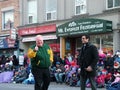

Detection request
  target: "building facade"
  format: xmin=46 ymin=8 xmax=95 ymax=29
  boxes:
xmin=18 ymin=0 xmax=120 ymax=59
xmin=18 ymin=0 xmax=60 ymax=54
xmin=0 ymin=0 xmax=20 ymax=57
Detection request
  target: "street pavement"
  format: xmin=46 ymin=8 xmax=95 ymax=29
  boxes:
xmin=0 ymin=82 xmax=106 ymax=90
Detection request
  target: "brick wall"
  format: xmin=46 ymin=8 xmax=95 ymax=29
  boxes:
xmin=0 ymin=0 xmax=20 ymax=35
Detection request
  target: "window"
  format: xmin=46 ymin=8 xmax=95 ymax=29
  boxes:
xmin=107 ymin=0 xmax=120 ymax=9
xmin=90 ymin=34 xmax=113 ymax=53
xmin=46 ymin=11 xmax=56 ymax=20
xmin=46 ymin=0 xmax=57 ymax=21
xmin=75 ymin=0 xmax=87 ymax=15
xmin=0 ymin=0 xmax=8 ymax=2
xmin=115 ymin=0 xmax=120 ymax=7
xmin=66 ymin=39 xmax=71 ymax=51
xmin=28 ymin=0 xmax=37 ymax=24
xmin=2 ymin=10 xmax=14 ymax=30
xmin=28 ymin=16 xmax=33 ymax=24
xmin=76 ymin=38 xmax=82 ymax=50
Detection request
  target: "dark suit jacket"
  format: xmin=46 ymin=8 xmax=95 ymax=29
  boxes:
xmin=79 ymin=43 xmax=99 ymax=77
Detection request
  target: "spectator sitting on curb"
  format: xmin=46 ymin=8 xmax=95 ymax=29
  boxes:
xmin=22 ymin=70 xmax=35 ymax=84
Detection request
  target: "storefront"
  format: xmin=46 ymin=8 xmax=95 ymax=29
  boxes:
xmin=0 ymin=37 xmax=18 ymax=57
xmin=56 ymin=18 xmax=113 ymax=58
xmin=18 ymin=24 xmax=60 ymax=54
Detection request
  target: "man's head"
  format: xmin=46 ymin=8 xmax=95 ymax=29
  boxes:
xmin=56 ymin=62 xmax=60 ymax=67
xmin=81 ymin=34 xmax=90 ymax=44
xmin=35 ymin=35 xmax=44 ymax=47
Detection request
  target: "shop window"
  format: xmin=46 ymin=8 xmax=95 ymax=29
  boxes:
xmin=75 ymin=0 xmax=87 ymax=15
xmin=107 ymin=0 xmax=120 ymax=9
xmin=66 ymin=39 xmax=71 ymax=51
xmin=46 ymin=0 xmax=57 ymax=21
xmin=96 ymin=38 xmax=103 ymax=44
xmin=2 ymin=10 xmax=14 ymax=30
xmin=90 ymin=34 xmax=113 ymax=53
xmin=76 ymin=38 xmax=82 ymax=50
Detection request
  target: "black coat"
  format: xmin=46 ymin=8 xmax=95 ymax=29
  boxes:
xmin=79 ymin=43 xmax=99 ymax=77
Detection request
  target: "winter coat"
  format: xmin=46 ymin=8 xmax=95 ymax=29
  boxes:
xmin=27 ymin=43 xmax=53 ymax=68
xmin=79 ymin=43 xmax=99 ymax=77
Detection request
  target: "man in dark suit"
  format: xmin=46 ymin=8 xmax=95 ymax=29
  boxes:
xmin=79 ymin=34 xmax=99 ymax=90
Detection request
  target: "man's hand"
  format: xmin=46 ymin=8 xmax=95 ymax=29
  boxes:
xmin=85 ymin=66 xmax=93 ymax=72
xmin=34 ymin=46 xmax=38 ymax=51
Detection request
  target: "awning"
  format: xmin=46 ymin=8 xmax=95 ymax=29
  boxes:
xmin=22 ymin=35 xmax=57 ymax=42
xmin=56 ymin=18 xmax=112 ymax=37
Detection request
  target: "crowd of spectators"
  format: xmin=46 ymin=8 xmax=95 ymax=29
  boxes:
xmin=0 ymin=50 xmax=120 ymax=89
xmin=0 ymin=54 xmax=31 ymax=84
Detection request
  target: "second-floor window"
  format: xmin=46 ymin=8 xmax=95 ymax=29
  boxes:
xmin=75 ymin=0 xmax=87 ymax=15
xmin=46 ymin=0 xmax=57 ymax=21
xmin=2 ymin=10 xmax=14 ymax=30
xmin=107 ymin=0 xmax=120 ymax=9
xmin=28 ymin=0 xmax=37 ymax=24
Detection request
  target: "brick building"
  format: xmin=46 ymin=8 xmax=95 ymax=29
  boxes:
xmin=0 ymin=0 xmax=20 ymax=56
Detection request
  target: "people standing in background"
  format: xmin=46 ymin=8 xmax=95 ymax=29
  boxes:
xmin=12 ymin=55 xmax=19 ymax=69
xmin=64 ymin=55 xmax=71 ymax=66
xmin=27 ymin=35 xmax=53 ymax=90
xmin=52 ymin=53 xmax=64 ymax=67
xmin=24 ymin=54 xmax=30 ymax=68
xmin=73 ymin=50 xmax=80 ymax=67
xmin=19 ymin=55 xmax=24 ymax=66
xmin=1 ymin=55 xmax=6 ymax=65
xmin=78 ymin=34 xmax=99 ymax=90
xmin=67 ymin=53 xmax=73 ymax=63
xmin=104 ymin=53 xmax=114 ymax=74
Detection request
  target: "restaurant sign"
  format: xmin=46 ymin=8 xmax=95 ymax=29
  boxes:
xmin=18 ymin=24 xmax=56 ymax=36
xmin=57 ymin=18 xmax=112 ymax=36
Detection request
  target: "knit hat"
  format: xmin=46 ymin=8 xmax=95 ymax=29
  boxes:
xmin=107 ymin=53 xmax=112 ymax=57
xmin=114 ymin=61 xmax=120 ymax=69
xmin=102 ymin=69 xmax=107 ymax=75
xmin=105 ymin=73 xmax=112 ymax=79
xmin=114 ymin=73 xmax=120 ymax=77
xmin=71 ymin=61 xmax=76 ymax=66
xmin=116 ymin=50 xmax=120 ymax=55
xmin=64 ymin=65 xmax=69 ymax=71
xmin=56 ymin=62 xmax=60 ymax=65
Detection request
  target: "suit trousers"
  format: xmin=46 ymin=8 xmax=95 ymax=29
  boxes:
xmin=80 ymin=75 xmax=97 ymax=90
xmin=32 ymin=67 xmax=50 ymax=90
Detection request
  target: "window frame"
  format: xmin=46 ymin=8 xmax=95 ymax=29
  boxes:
xmin=75 ymin=0 xmax=87 ymax=15
xmin=106 ymin=0 xmax=120 ymax=9
xmin=46 ymin=10 xmax=57 ymax=21
xmin=27 ymin=0 xmax=37 ymax=24
xmin=45 ymin=0 xmax=57 ymax=21
xmin=2 ymin=10 xmax=14 ymax=30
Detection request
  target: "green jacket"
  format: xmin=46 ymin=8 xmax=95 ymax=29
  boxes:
xmin=27 ymin=43 xmax=53 ymax=68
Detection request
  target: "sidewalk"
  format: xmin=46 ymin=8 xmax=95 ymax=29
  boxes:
xmin=50 ymin=82 xmax=106 ymax=90
xmin=0 ymin=82 xmax=106 ymax=90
